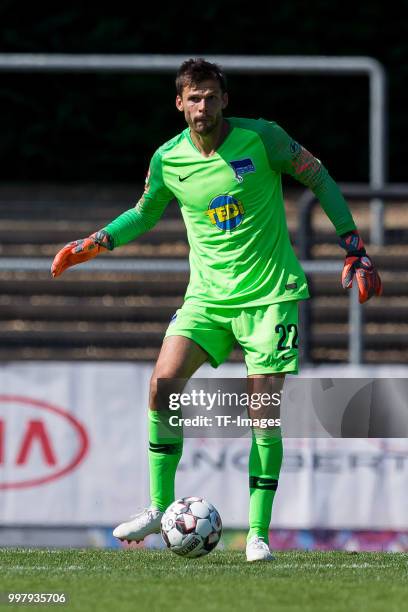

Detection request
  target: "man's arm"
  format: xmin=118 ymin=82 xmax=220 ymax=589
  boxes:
xmin=259 ymin=120 xmax=356 ymax=235
xmin=259 ymin=120 xmax=382 ymax=303
xmin=51 ymin=150 xmax=173 ymax=277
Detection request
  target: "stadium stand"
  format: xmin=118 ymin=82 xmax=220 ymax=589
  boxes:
xmin=0 ymin=185 xmax=406 ymax=364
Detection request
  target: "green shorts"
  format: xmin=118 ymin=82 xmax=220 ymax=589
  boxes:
xmin=164 ymin=300 xmax=300 ymax=375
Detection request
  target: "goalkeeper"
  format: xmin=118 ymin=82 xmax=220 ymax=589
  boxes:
xmin=52 ymin=58 xmax=382 ymax=561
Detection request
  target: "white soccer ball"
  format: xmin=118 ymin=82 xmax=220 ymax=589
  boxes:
xmin=161 ymin=496 xmax=222 ymax=558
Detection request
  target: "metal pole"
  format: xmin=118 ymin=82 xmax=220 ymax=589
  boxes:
xmin=369 ymin=61 xmax=388 ymax=246
xmin=349 ymin=283 xmax=363 ymax=364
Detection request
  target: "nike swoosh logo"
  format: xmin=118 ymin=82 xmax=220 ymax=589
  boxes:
xmin=178 ymin=171 xmax=199 ymax=182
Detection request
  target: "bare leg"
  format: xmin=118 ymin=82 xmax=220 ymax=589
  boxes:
xmin=149 ymin=335 xmax=209 ymax=410
xmin=148 ymin=335 xmax=209 ymax=512
xmin=247 ymin=373 xmax=285 ymax=422
xmin=112 ymin=335 xmax=210 ymax=539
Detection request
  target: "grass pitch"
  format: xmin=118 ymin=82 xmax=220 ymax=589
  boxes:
xmin=0 ymin=549 xmax=406 ymax=612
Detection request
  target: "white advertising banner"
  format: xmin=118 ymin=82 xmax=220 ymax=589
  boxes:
xmin=0 ymin=362 xmax=407 ymax=530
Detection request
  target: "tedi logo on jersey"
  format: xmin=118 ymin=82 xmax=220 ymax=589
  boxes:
xmin=204 ymin=195 xmax=245 ymax=231
xmin=229 ymin=158 xmax=256 ymax=182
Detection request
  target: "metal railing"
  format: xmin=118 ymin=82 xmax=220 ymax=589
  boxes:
xmin=297 ymin=184 xmax=408 ymax=364
xmin=0 ymin=53 xmax=387 ymax=244
xmin=297 ymin=183 xmax=408 ymax=260
xmin=2 ymin=183 xmax=406 ymax=364
xmin=0 ymin=255 xmax=350 ymax=364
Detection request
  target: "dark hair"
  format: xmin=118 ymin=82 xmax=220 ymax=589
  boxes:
xmin=175 ymin=58 xmax=227 ymax=95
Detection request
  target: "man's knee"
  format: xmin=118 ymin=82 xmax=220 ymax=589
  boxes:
xmin=149 ymin=374 xmax=162 ymax=410
xmin=149 ymin=370 xmax=181 ymax=410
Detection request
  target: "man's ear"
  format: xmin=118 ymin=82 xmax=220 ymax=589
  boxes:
xmin=222 ymin=92 xmax=229 ymax=110
xmin=175 ymin=95 xmax=183 ymax=112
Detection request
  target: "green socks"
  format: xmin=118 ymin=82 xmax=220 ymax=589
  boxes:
xmin=247 ymin=430 xmax=283 ymax=544
xmin=148 ymin=409 xmax=183 ymax=512
xmin=148 ymin=409 xmax=282 ymax=537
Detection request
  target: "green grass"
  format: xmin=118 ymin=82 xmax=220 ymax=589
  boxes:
xmin=0 ymin=549 xmax=407 ymax=612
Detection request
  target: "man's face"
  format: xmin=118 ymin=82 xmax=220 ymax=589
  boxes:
xmin=176 ymin=79 xmax=228 ymax=135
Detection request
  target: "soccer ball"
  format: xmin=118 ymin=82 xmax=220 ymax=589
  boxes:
xmin=161 ymin=496 xmax=222 ymax=558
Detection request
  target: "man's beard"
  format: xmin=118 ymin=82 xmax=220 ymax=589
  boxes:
xmin=193 ymin=116 xmax=219 ymax=135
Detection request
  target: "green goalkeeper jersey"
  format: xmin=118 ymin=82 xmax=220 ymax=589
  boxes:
xmin=105 ymin=117 xmax=356 ymax=307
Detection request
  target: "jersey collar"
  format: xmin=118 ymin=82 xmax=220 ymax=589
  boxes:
xmin=185 ymin=119 xmax=233 ymax=157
